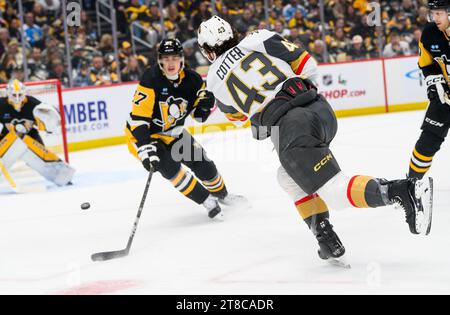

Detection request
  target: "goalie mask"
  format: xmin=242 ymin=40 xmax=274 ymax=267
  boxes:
xmin=6 ymin=79 xmax=27 ymax=111
xmin=158 ymin=38 xmax=184 ymax=81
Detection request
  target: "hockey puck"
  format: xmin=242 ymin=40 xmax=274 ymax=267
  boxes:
xmin=81 ymin=202 xmax=91 ymax=210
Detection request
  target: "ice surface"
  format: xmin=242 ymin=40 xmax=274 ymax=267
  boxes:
xmin=1 ymin=111 xmax=449 ymax=295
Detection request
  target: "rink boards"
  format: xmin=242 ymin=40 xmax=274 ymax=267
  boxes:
xmin=60 ymin=55 xmax=427 ymax=152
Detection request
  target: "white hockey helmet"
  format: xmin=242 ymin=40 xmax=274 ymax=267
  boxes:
xmin=6 ymin=79 xmax=27 ymax=111
xmin=197 ymin=15 xmax=235 ymax=62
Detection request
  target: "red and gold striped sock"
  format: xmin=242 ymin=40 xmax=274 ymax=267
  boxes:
xmin=295 ymin=194 xmax=330 ymax=228
xmin=347 ymin=175 xmax=387 ymax=208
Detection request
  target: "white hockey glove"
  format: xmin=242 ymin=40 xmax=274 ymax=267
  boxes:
xmin=137 ymin=141 xmax=160 ymax=172
xmin=425 ymin=74 xmax=450 ymax=106
xmin=33 ymin=103 xmax=61 ymax=134
xmin=12 ymin=121 xmax=32 ymax=135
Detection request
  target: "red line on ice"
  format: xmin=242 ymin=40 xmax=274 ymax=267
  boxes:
xmin=54 ymin=280 xmax=141 ymax=295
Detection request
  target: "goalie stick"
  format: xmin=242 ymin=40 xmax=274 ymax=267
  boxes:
xmin=91 ymin=169 xmax=154 ymax=262
xmin=0 ymin=160 xmax=46 ymax=193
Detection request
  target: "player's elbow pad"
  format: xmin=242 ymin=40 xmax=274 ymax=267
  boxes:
xmin=33 ymin=103 xmax=61 ymax=134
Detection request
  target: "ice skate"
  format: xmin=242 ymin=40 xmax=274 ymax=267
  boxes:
xmin=203 ymin=195 xmax=224 ymax=221
xmin=313 ymin=219 xmax=350 ymax=268
xmin=387 ymin=177 xmax=433 ymax=235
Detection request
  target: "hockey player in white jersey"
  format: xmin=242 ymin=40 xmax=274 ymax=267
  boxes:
xmin=198 ymin=16 xmax=434 ymax=265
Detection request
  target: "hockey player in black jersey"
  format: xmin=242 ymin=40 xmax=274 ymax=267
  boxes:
xmin=0 ymin=79 xmax=74 ymax=187
xmin=408 ymin=0 xmax=450 ymax=179
xmin=126 ymin=38 xmax=244 ymax=220
xmin=198 ymin=16 xmax=434 ymax=266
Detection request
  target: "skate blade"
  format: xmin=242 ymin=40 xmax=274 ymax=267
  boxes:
xmin=326 ymin=256 xmax=351 ymax=269
xmin=415 ymin=177 xmax=434 ymax=235
xmin=209 ymin=211 xmax=225 ymax=222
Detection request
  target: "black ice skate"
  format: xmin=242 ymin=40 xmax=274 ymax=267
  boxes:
xmin=387 ymin=177 xmax=433 ymax=235
xmin=313 ymin=219 xmax=350 ymax=268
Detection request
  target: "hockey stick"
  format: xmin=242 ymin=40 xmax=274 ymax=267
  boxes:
xmin=0 ymin=160 xmax=18 ymax=189
xmin=91 ymin=169 xmax=154 ymax=262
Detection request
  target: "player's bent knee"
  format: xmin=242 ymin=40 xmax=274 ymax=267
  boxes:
xmin=276 ymin=166 xmax=307 ymax=201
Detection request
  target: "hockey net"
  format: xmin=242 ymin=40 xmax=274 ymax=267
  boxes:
xmin=0 ymin=79 xmax=69 ymax=163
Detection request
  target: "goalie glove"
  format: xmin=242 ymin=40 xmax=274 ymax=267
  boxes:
xmin=425 ymin=74 xmax=450 ymax=106
xmin=193 ymin=90 xmax=215 ymax=123
xmin=10 ymin=120 xmax=33 ymax=136
xmin=32 ymin=103 xmax=61 ymax=134
xmin=137 ymin=141 xmax=160 ymax=172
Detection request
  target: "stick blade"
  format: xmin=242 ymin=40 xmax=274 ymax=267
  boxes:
xmin=91 ymin=249 xmax=129 ymax=262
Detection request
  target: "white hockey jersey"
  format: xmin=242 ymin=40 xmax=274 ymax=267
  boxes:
xmin=206 ymin=29 xmax=318 ymax=124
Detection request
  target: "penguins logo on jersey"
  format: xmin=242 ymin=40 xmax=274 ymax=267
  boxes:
xmin=7 ymin=118 xmax=33 ymax=134
xmin=153 ymin=96 xmax=188 ymax=131
xmin=434 ymin=55 xmax=450 ymax=84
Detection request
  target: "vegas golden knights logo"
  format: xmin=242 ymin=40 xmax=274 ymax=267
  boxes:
xmin=153 ymin=96 xmax=188 ymax=131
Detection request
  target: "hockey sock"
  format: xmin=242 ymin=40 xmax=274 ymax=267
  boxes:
xmin=409 ymin=147 xmax=434 ymax=180
xmin=170 ymin=167 xmax=210 ymax=204
xmin=294 ymin=193 xmax=330 ymax=230
xmin=202 ymin=173 xmax=228 ymax=199
xmin=346 ymin=175 xmax=389 ymax=208
xmin=409 ymin=131 xmax=444 ymax=179
xmin=318 ymin=173 xmax=389 ymax=210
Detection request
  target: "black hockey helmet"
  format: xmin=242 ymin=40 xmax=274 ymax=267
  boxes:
xmin=428 ymin=0 xmax=450 ymax=10
xmin=158 ymin=38 xmax=183 ymax=57
xmin=157 ymin=38 xmax=184 ymax=79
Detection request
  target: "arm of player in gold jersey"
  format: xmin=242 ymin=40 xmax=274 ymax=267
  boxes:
xmin=129 ymin=84 xmax=157 ymax=147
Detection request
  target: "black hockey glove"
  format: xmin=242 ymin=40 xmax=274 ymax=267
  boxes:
xmin=137 ymin=141 xmax=160 ymax=172
xmin=193 ymin=90 xmax=215 ymax=123
xmin=425 ymin=74 xmax=450 ymax=106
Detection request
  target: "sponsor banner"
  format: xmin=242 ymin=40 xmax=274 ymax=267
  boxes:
xmin=62 ymin=84 xmax=135 ymax=144
xmin=383 ymin=56 xmax=428 ymax=106
xmin=316 ymin=60 xmax=385 ymax=110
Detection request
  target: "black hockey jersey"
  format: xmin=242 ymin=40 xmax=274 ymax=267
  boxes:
xmin=418 ymin=22 xmax=450 ymax=80
xmin=127 ymin=65 xmax=205 ymax=147
xmin=0 ymin=95 xmax=42 ymax=139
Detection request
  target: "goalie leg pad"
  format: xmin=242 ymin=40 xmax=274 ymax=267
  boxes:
xmin=21 ymin=135 xmax=75 ymax=186
xmin=0 ymin=131 xmax=28 ymax=169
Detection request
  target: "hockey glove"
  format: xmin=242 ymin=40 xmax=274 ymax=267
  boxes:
xmin=193 ymin=90 xmax=215 ymax=123
xmin=13 ymin=122 xmax=32 ymax=136
xmin=425 ymin=74 xmax=450 ymax=106
xmin=137 ymin=141 xmax=160 ymax=172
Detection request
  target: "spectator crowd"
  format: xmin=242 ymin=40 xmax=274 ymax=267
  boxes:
xmin=0 ymin=0 xmax=432 ymax=87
